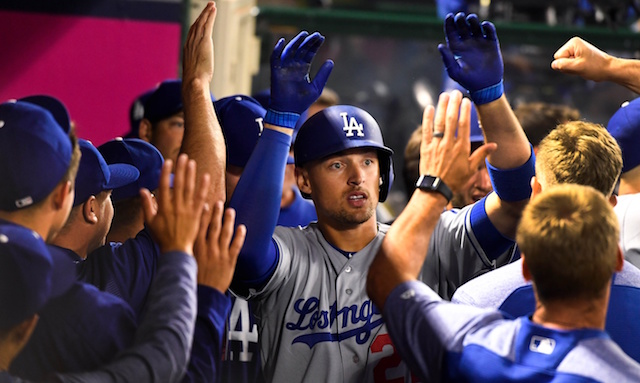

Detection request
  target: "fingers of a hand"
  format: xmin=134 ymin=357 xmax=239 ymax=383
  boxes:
xmin=197 ymin=202 xmax=213 ymax=244
xmin=219 ymin=207 xmax=237 ymax=254
xmin=195 ymin=173 xmax=211 ymax=216
xmin=481 ymin=21 xmax=497 ymax=42
xmin=469 ymin=142 xmax=497 ymax=170
xmin=454 ymin=12 xmax=470 ymax=38
xmin=550 ymin=58 xmax=574 ymax=72
xmin=281 ymin=31 xmax=309 ymax=62
xmin=553 ymin=39 xmax=575 ymax=59
xmin=456 ymin=97 xmax=472 ymax=148
xmin=296 ymin=32 xmax=323 ymax=62
xmin=312 ymin=60 xmax=334 ymax=92
xmin=229 ymin=224 xmax=247 ymax=262
xmin=208 ymin=201 xmax=225 ymax=250
xmin=156 ymin=160 xmax=173 ymax=217
xmin=203 ymin=2 xmax=217 ymax=38
xmin=444 ymin=91 xmax=463 ymax=142
xmin=467 ymin=14 xmax=482 ymax=37
xmin=182 ymin=159 xmax=197 ymax=210
xmin=270 ymin=38 xmax=286 ymax=66
xmin=302 ymin=34 xmax=325 ymax=63
xmin=140 ymin=188 xmax=156 ymax=224
xmin=443 ymin=14 xmax=458 ymax=43
xmin=195 ymin=2 xmax=213 ymax=38
xmin=434 ymin=92 xmax=450 ymax=135
xmin=172 ymin=154 xmax=188 ymax=209
xmin=421 ymin=105 xmax=435 ymax=147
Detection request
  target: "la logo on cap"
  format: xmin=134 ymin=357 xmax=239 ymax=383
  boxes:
xmin=341 ymin=112 xmax=364 ymax=138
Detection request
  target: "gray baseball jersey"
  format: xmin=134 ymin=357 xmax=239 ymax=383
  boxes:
xmin=238 ymin=201 xmax=514 ymax=382
xmin=614 ymin=194 xmax=640 ymax=268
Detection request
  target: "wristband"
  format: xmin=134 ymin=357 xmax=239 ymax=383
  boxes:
xmin=264 ymin=109 xmax=300 ymax=129
xmin=416 ymin=175 xmax=453 ymax=202
xmin=486 ymin=145 xmax=536 ymax=201
xmin=469 ymin=80 xmax=504 ymax=105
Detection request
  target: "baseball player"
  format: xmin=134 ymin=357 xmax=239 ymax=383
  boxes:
xmin=450 ymin=120 xmax=640 ymax=362
xmin=366 ymin=95 xmax=640 ymax=379
xmin=228 ymin=12 xmax=534 ymax=382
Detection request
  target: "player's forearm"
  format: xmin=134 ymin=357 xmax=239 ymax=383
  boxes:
xmin=368 ymin=190 xmax=447 ymax=310
xmin=476 ymin=95 xmax=530 ymax=169
xmin=181 ymin=79 xmax=226 ymax=205
xmin=229 ymin=126 xmax=291 ymax=285
xmin=606 ymin=57 xmax=640 ymax=95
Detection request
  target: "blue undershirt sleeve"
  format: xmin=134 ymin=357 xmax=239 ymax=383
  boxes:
xmin=229 ymin=128 xmax=291 ymax=289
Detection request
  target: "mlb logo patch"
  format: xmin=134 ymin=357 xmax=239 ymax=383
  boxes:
xmin=529 ymin=336 xmax=556 ymax=355
xmin=340 ymin=112 xmax=365 ymax=138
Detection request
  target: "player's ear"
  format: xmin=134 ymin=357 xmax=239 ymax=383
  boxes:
xmin=609 ymin=194 xmax=617 ymax=208
xmin=530 ymin=176 xmax=542 ymax=198
xmin=82 ymin=196 xmax=99 ymax=224
xmin=616 ymin=246 xmax=624 ymax=272
xmin=51 ymin=180 xmax=72 ymax=210
xmin=296 ymin=167 xmax=312 ymax=196
xmin=138 ymin=119 xmax=153 ymax=142
xmin=521 ymin=254 xmax=532 ymax=282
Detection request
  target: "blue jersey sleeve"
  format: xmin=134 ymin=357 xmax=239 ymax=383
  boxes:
xmin=182 ymin=286 xmax=232 ymax=382
xmin=52 ymin=251 xmax=198 ymax=383
xmin=80 ymin=227 xmax=159 ymax=318
xmin=229 ymin=128 xmax=291 ymax=289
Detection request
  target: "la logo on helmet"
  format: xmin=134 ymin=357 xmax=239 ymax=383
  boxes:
xmin=340 ymin=112 xmax=364 ymax=138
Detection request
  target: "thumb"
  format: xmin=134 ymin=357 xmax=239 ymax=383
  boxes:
xmin=469 ymin=142 xmax=497 ymax=170
xmin=551 ymin=58 xmax=576 ymax=71
xmin=312 ymin=60 xmax=334 ymax=92
xmin=438 ymin=44 xmax=458 ymax=73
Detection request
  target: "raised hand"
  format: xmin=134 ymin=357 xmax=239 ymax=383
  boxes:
xmin=194 ymin=201 xmax=247 ymax=292
xmin=438 ymin=13 xmax=503 ymax=105
xmin=551 ymin=37 xmax=612 ymax=82
xmin=420 ymin=91 xmax=497 ymax=193
xmin=183 ymin=1 xmax=217 ymax=85
xmin=141 ymin=154 xmax=211 ymax=254
xmin=267 ymin=31 xmax=334 ymax=128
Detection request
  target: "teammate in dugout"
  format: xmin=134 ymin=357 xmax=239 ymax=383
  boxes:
xmin=228 ymin=12 xmax=534 ymax=382
xmin=366 ymin=87 xmax=640 ymax=380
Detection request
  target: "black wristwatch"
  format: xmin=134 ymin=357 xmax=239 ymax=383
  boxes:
xmin=415 ymin=175 xmax=453 ymax=202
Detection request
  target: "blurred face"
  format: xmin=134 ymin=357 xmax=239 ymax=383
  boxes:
xmin=449 ymin=146 xmax=492 ymax=209
xmin=150 ymin=112 xmax=184 ymax=165
xmin=297 ymin=148 xmax=379 ymax=227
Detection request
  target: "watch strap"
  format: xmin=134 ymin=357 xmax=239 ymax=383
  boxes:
xmin=415 ymin=175 xmax=453 ymax=202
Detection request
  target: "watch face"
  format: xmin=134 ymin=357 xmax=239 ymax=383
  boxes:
xmin=416 ymin=175 xmax=452 ymax=201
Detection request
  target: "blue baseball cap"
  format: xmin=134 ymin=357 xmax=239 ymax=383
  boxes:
xmin=126 ymin=88 xmax=155 ymax=138
xmin=607 ymin=98 xmax=640 ymax=173
xmin=0 ymin=221 xmax=75 ymax=331
xmin=0 ymin=97 xmax=73 ymax=211
xmin=74 ymin=139 xmax=140 ymax=206
xmin=98 ymin=138 xmax=164 ymax=202
xmin=144 ymin=80 xmax=183 ymax=123
xmin=214 ymin=95 xmax=266 ymax=168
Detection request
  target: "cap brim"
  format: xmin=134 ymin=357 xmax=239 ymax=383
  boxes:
xmin=105 ymin=164 xmax=140 ymax=190
xmin=46 ymin=245 xmax=76 ymax=298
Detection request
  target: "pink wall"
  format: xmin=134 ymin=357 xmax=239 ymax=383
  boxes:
xmin=0 ymin=10 xmax=181 ymax=145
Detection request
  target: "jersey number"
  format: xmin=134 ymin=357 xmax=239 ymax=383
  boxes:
xmin=227 ymin=299 xmax=259 ymax=362
xmin=372 ymin=334 xmax=420 ymax=383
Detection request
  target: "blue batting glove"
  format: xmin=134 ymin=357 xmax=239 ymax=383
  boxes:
xmin=437 ymin=13 xmax=504 ymax=105
xmin=266 ymin=31 xmax=334 ymax=129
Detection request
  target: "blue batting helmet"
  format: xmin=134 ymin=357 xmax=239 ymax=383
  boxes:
xmin=293 ymin=105 xmax=394 ymax=202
